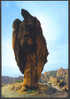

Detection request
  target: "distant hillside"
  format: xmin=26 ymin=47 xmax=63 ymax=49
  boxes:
xmin=40 ymin=68 xmax=68 ymax=88
xmin=43 ymin=68 xmax=68 ymax=78
xmin=2 ymin=68 xmax=68 ymax=87
xmin=1 ymin=68 xmax=68 ymax=98
xmin=2 ymin=76 xmax=24 ymax=86
xmin=46 ymin=70 xmax=57 ymax=77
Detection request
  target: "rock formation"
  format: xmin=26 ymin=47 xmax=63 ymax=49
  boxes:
xmin=12 ymin=9 xmax=49 ymax=91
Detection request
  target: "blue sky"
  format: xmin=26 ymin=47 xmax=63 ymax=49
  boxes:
xmin=2 ymin=1 xmax=68 ymax=77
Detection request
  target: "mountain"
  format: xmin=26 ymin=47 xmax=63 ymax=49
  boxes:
xmin=40 ymin=68 xmax=68 ymax=89
xmin=1 ymin=68 xmax=68 ymax=98
xmin=2 ymin=68 xmax=68 ymax=89
xmin=2 ymin=76 xmax=24 ymax=86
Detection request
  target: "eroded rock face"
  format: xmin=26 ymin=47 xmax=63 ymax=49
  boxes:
xmin=12 ymin=9 xmax=49 ymax=89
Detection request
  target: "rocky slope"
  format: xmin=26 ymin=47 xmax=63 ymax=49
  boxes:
xmin=2 ymin=76 xmax=24 ymax=86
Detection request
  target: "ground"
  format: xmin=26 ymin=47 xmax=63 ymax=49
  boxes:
xmin=2 ymin=82 xmax=68 ymax=98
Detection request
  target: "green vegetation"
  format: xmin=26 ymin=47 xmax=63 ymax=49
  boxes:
xmin=16 ymin=79 xmax=23 ymax=83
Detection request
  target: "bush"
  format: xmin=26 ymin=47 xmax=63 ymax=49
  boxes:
xmin=16 ymin=79 xmax=23 ymax=83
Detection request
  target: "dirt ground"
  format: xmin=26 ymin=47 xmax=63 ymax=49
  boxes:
xmin=1 ymin=82 xmax=68 ymax=98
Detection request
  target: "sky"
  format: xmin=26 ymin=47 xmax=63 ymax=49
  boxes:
xmin=1 ymin=1 xmax=68 ymax=77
